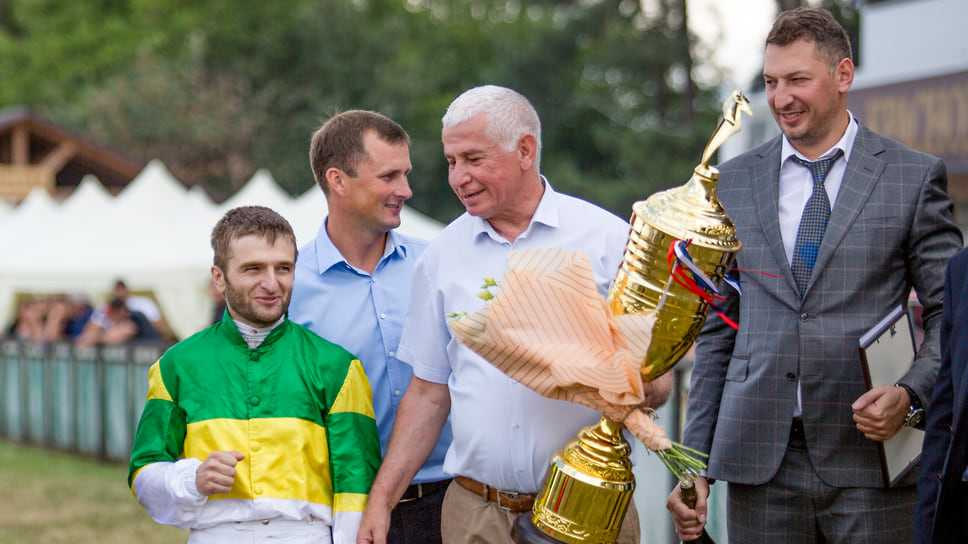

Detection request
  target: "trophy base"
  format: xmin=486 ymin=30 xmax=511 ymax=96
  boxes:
xmin=512 ymin=514 xmax=620 ymax=544
xmin=512 ymin=513 xmax=569 ymax=544
xmin=526 ymin=417 xmax=633 ymax=543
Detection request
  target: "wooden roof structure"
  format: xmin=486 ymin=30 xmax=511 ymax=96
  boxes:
xmin=0 ymin=107 xmax=145 ymax=202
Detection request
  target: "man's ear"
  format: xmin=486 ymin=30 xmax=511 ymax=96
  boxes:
xmin=325 ymin=167 xmax=346 ymax=196
xmin=211 ymin=265 xmax=226 ymax=293
xmin=517 ymin=133 xmax=538 ymax=171
xmin=836 ymin=57 xmax=854 ymax=94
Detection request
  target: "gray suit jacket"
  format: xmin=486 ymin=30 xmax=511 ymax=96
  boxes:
xmin=683 ymin=122 xmax=963 ymax=487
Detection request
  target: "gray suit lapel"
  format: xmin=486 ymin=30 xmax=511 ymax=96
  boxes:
xmin=808 ymin=124 xmax=886 ymax=289
xmin=751 ymin=140 xmax=802 ymax=302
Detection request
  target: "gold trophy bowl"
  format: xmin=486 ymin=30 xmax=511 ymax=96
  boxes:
xmin=609 ymin=159 xmax=741 ymax=382
xmin=513 ymin=91 xmax=751 ymax=544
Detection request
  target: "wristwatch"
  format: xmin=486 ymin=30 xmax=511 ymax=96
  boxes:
xmin=896 ymin=383 xmax=925 ymax=428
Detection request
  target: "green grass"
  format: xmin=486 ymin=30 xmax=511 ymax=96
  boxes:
xmin=0 ymin=439 xmax=187 ymax=543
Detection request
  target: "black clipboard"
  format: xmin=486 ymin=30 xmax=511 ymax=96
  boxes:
xmin=858 ymin=303 xmax=923 ymax=487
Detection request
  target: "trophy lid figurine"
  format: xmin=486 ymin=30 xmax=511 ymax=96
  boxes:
xmin=449 ymin=91 xmax=752 ymax=544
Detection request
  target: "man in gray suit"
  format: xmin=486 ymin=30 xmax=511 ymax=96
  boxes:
xmin=666 ymin=8 xmax=962 ymax=543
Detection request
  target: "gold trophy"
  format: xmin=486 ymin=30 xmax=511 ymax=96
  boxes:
xmin=512 ymin=91 xmax=751 ymax=544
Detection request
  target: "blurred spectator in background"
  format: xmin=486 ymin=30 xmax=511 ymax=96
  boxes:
xmin=65 ymin=293 xmax=94 ymax=338
xmin=4 ymin=295 xmax=47 ymax=344
xmin=42 ymin=295 xmax=72 ymax=342
xmin=112 ymin=279 xmax=173 ymax=339
xmin=42 ymin=293 xmax=94 ymax=342
xmin=75 ymin=296 xmax=160 ymax=347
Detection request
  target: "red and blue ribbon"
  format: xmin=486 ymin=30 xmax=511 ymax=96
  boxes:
xmin=666 ymin=239 xmax=740 ymax=330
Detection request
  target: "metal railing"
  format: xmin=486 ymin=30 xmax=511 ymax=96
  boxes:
xmin=0 ymin=339 xmax=167 ymax=462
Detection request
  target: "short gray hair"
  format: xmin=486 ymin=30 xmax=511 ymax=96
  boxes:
xmin=442 ymin=85 xmax=542 ymax=172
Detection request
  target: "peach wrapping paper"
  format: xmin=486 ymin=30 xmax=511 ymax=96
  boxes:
xmin=448 ymin=247 xmax=671 ymax=450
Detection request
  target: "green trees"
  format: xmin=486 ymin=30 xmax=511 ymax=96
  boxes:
xmin=1 ymin=0 xmax=725 ymax=222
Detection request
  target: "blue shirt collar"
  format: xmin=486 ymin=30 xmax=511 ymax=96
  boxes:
xmin=313 ymin=217 xmax=410 ymax=275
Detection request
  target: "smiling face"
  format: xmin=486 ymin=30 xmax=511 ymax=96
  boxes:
xmin=763 ymin=38 xmax=852 ymax=159
xmin=334 ymin=131 xmax=413 ymax=234
xmin=212 ymin=233 xmax=295 ymax=329
xmin=443 ymin=112 xmax=537 ymax=223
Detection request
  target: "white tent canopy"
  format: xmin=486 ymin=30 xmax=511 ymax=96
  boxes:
xmin=221 ymin=169 xmax=293 ymax=216
xmin=0 ymin=195 xmax=14 ymax=226
xmin=0 ymin=159 xmax=444 ymax=340
xmin=60 ymin=175 xmax=113 ymax=218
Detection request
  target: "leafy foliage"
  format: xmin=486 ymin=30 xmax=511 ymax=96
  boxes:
xmin=1 ymin=0 xmax=732 ymax=221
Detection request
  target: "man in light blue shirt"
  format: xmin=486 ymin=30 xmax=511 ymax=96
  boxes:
xmin=289 ymin=110 xmax=453 ymax=544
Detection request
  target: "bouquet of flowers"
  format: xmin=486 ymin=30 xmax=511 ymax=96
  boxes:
xmin=448 ymin=246 xmax=706 ymax=482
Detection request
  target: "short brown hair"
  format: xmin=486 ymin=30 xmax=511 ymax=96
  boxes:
xmin=309 ymin=110 xmax=410 ymax=194
xmin=210 ymin=206 xmax=296 ymax=270
xmin=767 ymin=8 xmax=852 ymax=71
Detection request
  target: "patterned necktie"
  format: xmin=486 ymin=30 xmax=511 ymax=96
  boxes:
xmin=790 ymin=149 xmax=844 ymax=296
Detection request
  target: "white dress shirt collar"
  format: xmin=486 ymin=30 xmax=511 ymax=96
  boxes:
xmin=468 ymin=176 xmax=558 ymax=244
xmin=780 ymin=111 xmax=858 ymax=166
